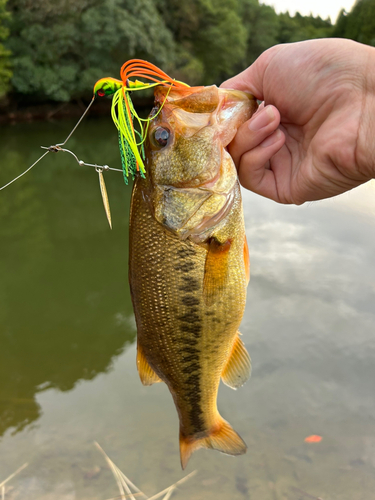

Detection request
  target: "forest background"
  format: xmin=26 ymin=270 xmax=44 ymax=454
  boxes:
xmin=0 ymin=0 xmax=374 ymax=117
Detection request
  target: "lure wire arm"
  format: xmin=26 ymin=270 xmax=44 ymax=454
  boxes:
xmin=0 ymin=97 xmax=122 ymax=192
xmin=56 ymin=96 xmax=96 ymax=147
xmin=1 ymin=60 xmax=186 ymax=192
xmin=40 ymin=145 xmax=122 ymax=173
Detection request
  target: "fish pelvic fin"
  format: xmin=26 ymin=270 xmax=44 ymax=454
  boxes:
xmin=137 ymin=344 xmax=162 ymax=386
xmin=179 ymin=417 xmax=247 ymax=469
xmin=221 ymin=333 xmax=251 ymax=389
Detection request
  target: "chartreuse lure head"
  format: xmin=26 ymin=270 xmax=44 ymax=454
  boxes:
xmin=93 ymin=78 xmax=123 ymax=97
xmin=93 ymin=60 xmax=189 ymax=184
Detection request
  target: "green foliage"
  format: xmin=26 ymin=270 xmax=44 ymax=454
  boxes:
xmin=157 ymin=0 xmax=247 ymax=84
xmin=0 ymin=0 xmax=12 ymax=98
xmin=242 ymin=3 xmax=280 ymax=63
xmin=334 ymin=0 xmax=375 ymax=46
xmin=238 ymin=1 xmax=332 ymax=66
xmin=278 ymin=12 xmax=333 ymax=44
xmin=2 ymin=0 xmax=372 ymax=102
xmin=6 ymin=0 xmax=176 ymax=101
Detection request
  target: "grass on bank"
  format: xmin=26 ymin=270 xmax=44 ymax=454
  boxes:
xmin=0 ymin=446 xmax=195 ymax=500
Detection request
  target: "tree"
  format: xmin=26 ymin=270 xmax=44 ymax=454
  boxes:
xmin=334 ymin=0 xmax=375 ymax=46
xmin=242 ymin=2 xmax=280 ymax=64
xmin=157 ymin=0 xmax=247 ymax=85
xmin=238 ymin=0 xmax=332 ymax=67
xmin=5 ymin=0 xmax=177 ymax=102
xmin=0 ymin=0 xmax=11 ymax=98
xmin=1 ymin=0 xmax=361 ymax=103
xmin=278 ymin=12 xmax=333 ymax=44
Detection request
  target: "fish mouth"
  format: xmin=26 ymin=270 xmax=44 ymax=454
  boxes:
xmin=147 ymin=85 xmax=257 ymax=239
xmin=222 ymin=89 xmax=255 ymax=101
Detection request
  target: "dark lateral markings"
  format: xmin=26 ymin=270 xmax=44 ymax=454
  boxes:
xmin=176 ymin=247 xmax=205 ymax=434
xmin=182 ymin=354 xmax=201 ymax=373
xmin=181 ymin=346 xmax=200 ymax=355
xmin=179 ymin=276 xmax=200 ymax=293
xmin=179 ymin=333 xmax=200 ymax=343
xmin=178 ymin=311 xmax=200 ymax=323
xmin=177 ymin=247 xmax=196 ymax=258
xmin=181 ymin=295 xmax=200 ymax=307
xmin=184 ymin=373 xmax=205 ymax=431
xmin=175 ymin=261 xmax=195 ymax=273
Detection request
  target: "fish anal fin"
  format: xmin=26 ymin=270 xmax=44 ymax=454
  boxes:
xmin=244 ymin=235 xmax=250 ymax=284
xmin=203 ymin=237 xmax=232 ymax=306
xmin=180 ymin=416 xmax=247 ymax=470
xmin=137 ymin=345 xmax=162 ymax=386
xmin=221 ymin=333 xmax=251 ymax=389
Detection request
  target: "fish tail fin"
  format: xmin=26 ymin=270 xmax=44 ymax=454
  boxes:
xmin=179 ymin=417 xmax=247 ymax=469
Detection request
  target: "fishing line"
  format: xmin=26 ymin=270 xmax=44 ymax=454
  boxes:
xmin=0 ymin=94 xmax=120 ymax=229
xmin=0 ymin=150 xmax=50 ymax=191
xmin=0 ymin=58 xmax=191 ymax=227
xmin=0 ymin=97 xmax=97 ymax=192
xmin=1 ymin=60 xmax=187 ymax=192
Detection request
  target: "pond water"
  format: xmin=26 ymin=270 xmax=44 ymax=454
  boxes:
xmin=0 ymin=117 xmax=375 ymax=500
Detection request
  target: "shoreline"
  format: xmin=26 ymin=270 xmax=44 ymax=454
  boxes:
xmin=0 ymin=97 xmax=153 ymax=125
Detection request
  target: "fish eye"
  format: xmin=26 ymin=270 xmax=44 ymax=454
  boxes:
xmin=97 ymin=88 xmax=106 ymax=97
xmin=153 ymin=127 xmax=170 ymax=148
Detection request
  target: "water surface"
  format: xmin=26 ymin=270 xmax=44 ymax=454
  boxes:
xmin=0 ymin=118 xmax=375 ymax=499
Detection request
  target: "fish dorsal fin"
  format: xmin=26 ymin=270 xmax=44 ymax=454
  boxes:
xmin=137 ymin=345 xmax=162 ymax=386
xmin=203 ymin=237 xmax=231 ymax=306
xmin=221 ymin=333 xmax=251 ymax=389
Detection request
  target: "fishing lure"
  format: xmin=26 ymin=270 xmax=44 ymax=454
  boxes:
xmin=93 ymin=59 xmax=190 ymax=184
xmin=0 ymin=59 xmax=190 ymax=227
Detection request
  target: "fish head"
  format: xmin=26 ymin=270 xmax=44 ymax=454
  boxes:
xmin=145 ymin=85 xmax=257 ymax=240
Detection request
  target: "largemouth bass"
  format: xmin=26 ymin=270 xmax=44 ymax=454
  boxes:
xmin=129 ymin=84 xmax=257 ymax=468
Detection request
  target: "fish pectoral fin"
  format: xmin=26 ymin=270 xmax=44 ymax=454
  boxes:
xmin=179 ymin=416 xmax=247 ymax=470
xmin=137 ymin=345 xmax=162 ymax=386
xmin=203 ymin=237 xmax=231 ymax=306
xmin=221 ymin=333 xmax=251 ymax=389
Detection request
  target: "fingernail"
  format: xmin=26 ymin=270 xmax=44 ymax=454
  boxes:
xmin=248 ymin=106 xmax=275 ymax=131
xmin=261 ymin=129 xmax=282 ymax=148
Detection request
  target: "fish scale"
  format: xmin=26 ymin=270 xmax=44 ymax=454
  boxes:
xmin=129 ymin=84 xmax=256 ymax=468
xmin=130 ymin=178 xmax=248 ymax=460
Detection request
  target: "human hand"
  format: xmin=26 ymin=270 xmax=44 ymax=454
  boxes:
xmin=221 ymin=39 xmax=375 ymax=204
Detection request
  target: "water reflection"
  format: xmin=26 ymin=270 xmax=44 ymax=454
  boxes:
xmin=0 ymin=119 xmax=375 ymax=499
xmin=241 ymin=185 xmax=375 ymax=422
xmin=0 ymin=119 xmax=136 ymax=437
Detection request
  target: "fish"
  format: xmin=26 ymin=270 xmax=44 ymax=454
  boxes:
xmin=129 ymin=84 xmax=257 ymax=469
